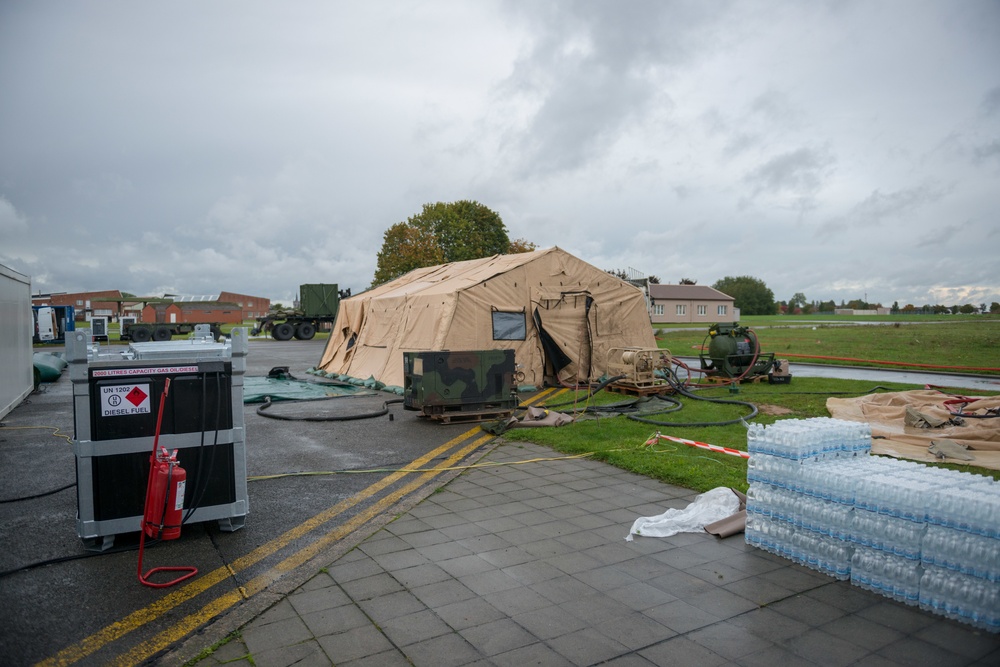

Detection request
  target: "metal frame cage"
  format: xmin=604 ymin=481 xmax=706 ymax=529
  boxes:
xmin=68 ymin=326 xmax=249 ymax=551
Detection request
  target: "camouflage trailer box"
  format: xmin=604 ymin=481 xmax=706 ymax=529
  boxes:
xmin=403 ymin=350 xmax=517 ymax=418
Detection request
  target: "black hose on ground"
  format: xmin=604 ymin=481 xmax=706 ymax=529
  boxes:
xmin=625 ymin=374 xmax=760 ymax=428
xmin=256 ymin=396 xmax=405 ymax=421
xmin=0 ymin=482 xmax=76 ymax=504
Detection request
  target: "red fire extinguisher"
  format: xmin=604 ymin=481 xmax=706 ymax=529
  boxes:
xmin=138 ymin=377 xmax=198 ymax=588
xmin=143 ymin=446 xmax=186 ymax=541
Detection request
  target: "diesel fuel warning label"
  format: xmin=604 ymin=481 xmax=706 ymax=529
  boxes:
xmin=100 ymin=383 xmax=151 ymax=416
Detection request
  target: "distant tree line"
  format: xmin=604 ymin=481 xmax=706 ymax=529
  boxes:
xmin=633 ymin=273 xmax=999 ymax=317
xmin=777 ymin=297 xmax=998 ymax=315
xmin=370 ymin=206 xmax=998 ymax=316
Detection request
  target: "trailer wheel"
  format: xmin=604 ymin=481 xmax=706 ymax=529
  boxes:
xmin=272 ymin=323 xmax=294 ymax=341
xmin=131 ymin=327 xmax=152 ymax=343
xmin=210 ymin=325 xmax=223 ymax=340
xmin=294 ymin=323 xmax=316 ymax=340
xmin=153 ymin=326 xmax=172 ymax=342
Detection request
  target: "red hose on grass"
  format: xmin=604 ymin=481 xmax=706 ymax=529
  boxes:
xmin=779 ymin=353 xmax=999 ymax=373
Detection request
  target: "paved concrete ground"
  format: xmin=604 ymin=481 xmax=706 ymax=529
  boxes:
xmin=188 ymin=441 xmax=1000 ymax=667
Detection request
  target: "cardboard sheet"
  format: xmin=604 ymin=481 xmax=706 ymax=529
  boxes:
xmin=827 ymin=390 xmax=1000 ymax=471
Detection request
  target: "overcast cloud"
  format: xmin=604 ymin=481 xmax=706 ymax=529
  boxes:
xmin=1 ymin=0 xmax=998 ymax=308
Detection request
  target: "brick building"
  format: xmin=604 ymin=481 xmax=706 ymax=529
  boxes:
xmin=141 ymin=291 xmax=270 ymax=324
xmin=31 ymin=289 xmax=269 ymax=324
xmin=31 ymin=290 xmax=125 ymax=321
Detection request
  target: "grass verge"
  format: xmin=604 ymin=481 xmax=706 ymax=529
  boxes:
xmin=507 ymin=377 xmax=1000 ymax=492
xmin=657 ymin=319 xmax=1000 ymax=374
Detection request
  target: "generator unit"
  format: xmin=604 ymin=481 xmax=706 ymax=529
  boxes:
xmin=699 ymin=322 xmax=775 ymax=379
xmin=68 ymin=325 xmax=249 ymax=550
xmin=606 ymin=347 xmax=673 ymax=389
xmin=89 ymin=316 xmax=109 ymax=342
xmin=403 ymin=350 xmax=517 ymax=423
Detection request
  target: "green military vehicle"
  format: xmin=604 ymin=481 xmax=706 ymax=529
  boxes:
xmin=251 ymin=283 xmax=347 ymax=341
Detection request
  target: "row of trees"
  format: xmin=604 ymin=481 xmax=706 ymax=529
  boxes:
xmin=894 ymin=302 xmax=1000 ymax=315
xmin=697 ymin=279 xmax=999 ymax=316
xmin=653 ymin=277 xmax=998 ymax=316
xmin=372 ymin=202 xmax=998 ymax=316
xmin=779 ymin=297 xmax=999 ymax=315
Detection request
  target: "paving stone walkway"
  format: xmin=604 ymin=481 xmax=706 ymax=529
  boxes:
xmin=198 ymin=442 xmax=1000 ymax=666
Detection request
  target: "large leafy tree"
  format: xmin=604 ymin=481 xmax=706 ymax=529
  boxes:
xmin=372 ymin=200 xmax=533 ymax=286
xmin=371 ymin=222 xmax=445 ymax=286
xmin=712 ymin=275 xmax=777 ymax=316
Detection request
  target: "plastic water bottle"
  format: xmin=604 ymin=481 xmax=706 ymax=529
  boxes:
xmin=883 ymin=515 xmax=924 ymax=560
xmin=919 ymin=566 xmax=1000 ymax=632
xmin=746 ymin=422 xmax=765 ymax=455
xmin=744 ymin=417 xmax=999 ymax=633
xmin=851 ymin=547 xmax=879 ymax=593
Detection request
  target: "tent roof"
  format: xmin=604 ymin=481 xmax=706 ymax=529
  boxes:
xmin=321 ymin=246 xmax=655 ymax=389
xmin=359 ymin=247 xmax=564 ymax=301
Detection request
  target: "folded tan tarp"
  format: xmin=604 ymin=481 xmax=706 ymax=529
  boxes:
xmin=513 ymin=406 xmax=575 ymax=428
xmin=827 ymin=390 xmax=1000 ymax=470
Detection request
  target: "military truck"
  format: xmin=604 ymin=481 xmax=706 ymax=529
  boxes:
xmin=121 ymin=320 xmax=223 ymax=343
xmin=250 ymin=284 xmax=347 ymax=341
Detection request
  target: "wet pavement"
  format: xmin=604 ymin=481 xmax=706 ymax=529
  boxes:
xmin=8 ymin=339 xmax=999 ymax=666
xmin=170 ymin=440 xmax=1000 ymax=666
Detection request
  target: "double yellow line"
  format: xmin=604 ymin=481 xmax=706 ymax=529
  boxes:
xmin=41 ymin=387 xmax=565 ymax=667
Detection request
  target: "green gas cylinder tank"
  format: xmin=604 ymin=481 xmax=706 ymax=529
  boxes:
xmin=700 ymin=322 xmax=774 ymax=378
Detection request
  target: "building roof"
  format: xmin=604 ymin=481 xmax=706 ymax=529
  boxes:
xmin=648 ymin=284 xmax=733 ymax=301
xmin=163 ymin=294 xmax=221 ymax=302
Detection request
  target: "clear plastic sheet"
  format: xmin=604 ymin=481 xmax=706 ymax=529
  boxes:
xmin=626 ymin=487 xmax=742 ymax=541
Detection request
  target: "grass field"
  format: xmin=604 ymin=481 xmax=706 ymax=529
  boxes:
xmin=510 ymin=315 xmax=1000 ymax=492
xmin=657 ymin=317 xmax=1000 ymax=376
xmin=515 ymin=376 xmax=1000 ymax=492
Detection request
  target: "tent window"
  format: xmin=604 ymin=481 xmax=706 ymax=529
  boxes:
xmin=492 ymin=310 xmax=526 ymax=341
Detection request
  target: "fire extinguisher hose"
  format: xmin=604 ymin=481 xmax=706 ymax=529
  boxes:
xmin=138 ymin=377 xmax=198 ymax=589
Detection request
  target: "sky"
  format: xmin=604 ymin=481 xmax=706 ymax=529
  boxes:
xmin=1 ymin=0 xmax=998 ymax=308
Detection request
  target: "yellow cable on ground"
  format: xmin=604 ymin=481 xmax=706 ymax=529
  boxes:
xmin=247 ymin=452 xmax=595 ymax=482
xmin=0 ymin=425 xmax=73 ymax=444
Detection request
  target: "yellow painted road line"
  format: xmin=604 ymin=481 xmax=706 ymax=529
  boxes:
xmin=521 ymin=386 xmax=563 ymax=405
xmin=113 ymin=435 xmax=495 ymax=666
xmin=38 ymin=426 xmax=486 ymax=667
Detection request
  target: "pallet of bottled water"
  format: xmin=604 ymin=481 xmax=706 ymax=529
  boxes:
xmin=744 ymin=417 xmax=999 ymax=633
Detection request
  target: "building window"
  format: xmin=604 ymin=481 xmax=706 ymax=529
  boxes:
xmin=676 ymin=305 xmax=686 ymax=316
xmin=492 ymin=310 xmax=526 ymax=340
xmin=652 ymin=304 xmax=664 ymax=316
xmin=718 ymin=305 xmax=727 ymax=316
xmin=697 ymin=305 xmax=706 ymax=316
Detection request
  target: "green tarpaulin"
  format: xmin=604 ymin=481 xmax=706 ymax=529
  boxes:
xmin=243 ymin=377 xmax=375 ymax=403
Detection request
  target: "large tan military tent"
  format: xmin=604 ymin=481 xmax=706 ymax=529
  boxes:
xmin=317 ymin=247 xmax=656 ymax=390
